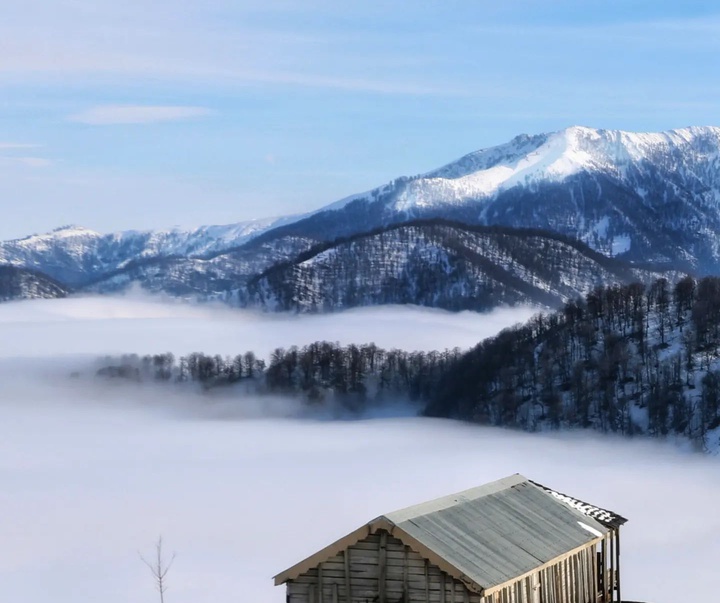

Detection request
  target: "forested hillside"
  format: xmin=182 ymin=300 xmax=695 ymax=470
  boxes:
xmin=93 ymin=275 xmax=720 ymax=452
xmin=245 ymin=220 xmax=670 ymax=312
xmin=0 ymin=265 xmax=69 ymax=302
xmin=427 ymin=275 xmax=720 ymax=451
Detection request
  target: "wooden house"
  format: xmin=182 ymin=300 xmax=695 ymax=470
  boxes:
xmin=274 ymin=474 xmax=627 ymax=603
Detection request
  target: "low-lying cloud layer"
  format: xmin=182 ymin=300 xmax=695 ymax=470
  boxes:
xmin=0 ymin=296 xmax=717 ymax=603
xmin=0 ymin=295 xmax=538 ymax=359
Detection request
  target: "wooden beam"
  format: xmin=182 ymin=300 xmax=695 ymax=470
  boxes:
xmin=591 ymin=545 xmax=597 ymax=603
xmin=424 ymin=559 xmax=430 ymax=603
xmin=318 ymin=563 xmax=324 ymax=603
xmin=615 ymin=528 xmax=621 ymax=603
xmin=573 ymin=555 xmax=578 ymax=603
xmin=378 ymin=531 xmax=387 ymax=603
xmin=598 ymin=544 xmax=604 ymax=602
xmin=343 ymin=549 xmax=351 ymax=603
xmin=605 ymin=534 xmax=612 ymax=601
xmin=403 ymin=546 xmax=409 ymax=602
xmin=609 ymin=532 xmax=614 ymax=603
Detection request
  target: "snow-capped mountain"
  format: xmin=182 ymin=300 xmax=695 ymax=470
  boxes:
xmin=244 ymin=220 xmax=670 ymax=312
xmin=255 ymin=125 xmax=720 ymax=270
xmin=0 ymin=265 xmax=69 ymax=302
xmin=2 ymin=125 xmax=719 ymax=297
xmin=0 ymin=215 xmax=300 ymax=287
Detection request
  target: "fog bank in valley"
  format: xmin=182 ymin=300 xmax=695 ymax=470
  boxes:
xmin=0 ymin=296 xmax=717 ymax=603
xmin=0 ymin=295 xmax=538 ymax=359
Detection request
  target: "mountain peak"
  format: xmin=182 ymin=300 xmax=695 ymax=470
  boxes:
xmin=9 ymin=225 xmax=102 ymax=246
xmin=3 ymin=124 xmax=720 ymax=291
xmin=50 ymin=225 xmax=100 ymax=236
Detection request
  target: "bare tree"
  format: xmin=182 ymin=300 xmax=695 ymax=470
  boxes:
xmin=140 ymin=536 xmax=176 ymax=603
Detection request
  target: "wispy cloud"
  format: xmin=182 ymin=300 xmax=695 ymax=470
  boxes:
xmin=69 ymin=105 xmax=213 ymax=125
xmin=3 ymin=156 xmax=51 ymax=167
xmin=0 ymin=142 xmax=49 ymax=168
xmin=0 ymin=142 xmax=42 ymax=150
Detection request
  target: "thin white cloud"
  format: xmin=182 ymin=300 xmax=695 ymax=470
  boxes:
xmin=0 ymin=142 xmax=42 ymax=150
xmin=0 ymin=142 xmax=49 ymax=168
xmin=69 ymin=105 xmax=213 ymax=125
xmin=8 ymin=156 xmax=51 ymax=167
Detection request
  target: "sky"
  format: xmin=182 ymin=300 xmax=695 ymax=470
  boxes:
xmin=1 ymin=0 xmax=719 ymax=240
xmin=0 ymin=297 xmax=718 ymax=603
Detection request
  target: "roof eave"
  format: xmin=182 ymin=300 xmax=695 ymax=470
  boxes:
xmin=273 ymin=516 xmax=486 ymax=595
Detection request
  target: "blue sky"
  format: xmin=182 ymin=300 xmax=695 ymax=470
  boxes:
xmin=1 ymin=0 xmax=719 ymax=239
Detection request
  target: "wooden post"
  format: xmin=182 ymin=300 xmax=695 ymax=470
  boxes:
xmin=378 ymin=532 xmax=387 ymax=603
xmin=318 ymin=563 xmax=324 ymax=603
xmin=440 ymin=573 xmax=446 ymax=603
xmin=608 ymin=533 xmax=614 ymax=603
xmin=555 ymin=563 xmax=562 ymax=603
xmin=573 ymin=553 xmax=580 ymax=603
xmin=605 ymin=534 xmax=613 ymax=602
xmin=343 ymin=549 xmax=351 ymax=603
xmin=309 ymin=584 xmax=316 ymax=603
xmin=591 ymin=546 xmax=598 ymax=603
xmin=424 ymin=559 xmax=430 ymax=603
xmin=332 ymin=583 xmax=339 ymax=603
xmin=604 ymin=535 xmax=610 ymax=603
xmin=614 ymin=528 xmax=621 ymax=603
xmin=403 ymin=546 xmax=409 ymax=602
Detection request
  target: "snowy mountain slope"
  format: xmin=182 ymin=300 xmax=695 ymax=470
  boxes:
xmin=0 ymin=265 xmax=69 ymax=301
xmin=3 ymin=125 xmax=720 ymax=292
xmin=244 ymin=220 xmax=671 ymax=313
xmin=229 ymin=125 xmax=720 ymax=272
xmin=0 ymin=215 xmax=301 ymax=287
xmin=82 ymin=233 xmax=321 ymax=299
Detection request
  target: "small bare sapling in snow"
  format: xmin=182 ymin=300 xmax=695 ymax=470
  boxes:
xmin=140 ymin=536 xmax=176 ymax=603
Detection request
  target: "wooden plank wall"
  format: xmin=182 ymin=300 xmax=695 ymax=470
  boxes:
xmin=463 ymin=545 xmax=600 ymax=603
xmin=287 ymin=531 xmax=618 ymax=603
xmin=287 ymin=531 xmax=483 ymax=603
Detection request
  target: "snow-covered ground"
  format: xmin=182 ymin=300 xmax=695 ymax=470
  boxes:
xmin=0 ymin=296 xmax=718 ymax=603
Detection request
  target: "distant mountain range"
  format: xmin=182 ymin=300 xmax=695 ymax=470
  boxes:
xmin=3 ymin=125 xmax=719 ymax=307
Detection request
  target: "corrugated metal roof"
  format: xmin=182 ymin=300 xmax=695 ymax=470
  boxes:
xmin=529 ymin=479 xmax=628 ymax=529
xmin=383 ymin=474 xmax=620 ymax=590
xmin=274 ymin=473 xmax=628 ymax=593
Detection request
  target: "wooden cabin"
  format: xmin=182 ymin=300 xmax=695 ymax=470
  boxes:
xmin=274 ymin=474 xmax=627 ymax=603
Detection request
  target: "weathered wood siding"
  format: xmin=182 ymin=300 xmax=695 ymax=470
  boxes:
xmin=287 ymin=530 xmax=483 ymax=603
xmin=287 ymin=529 xmax=620 ymax=603
xmin=481 ymin=544 xmax=598 ymax=603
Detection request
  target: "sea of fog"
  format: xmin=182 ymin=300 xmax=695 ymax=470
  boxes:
xmin=0 ymin=295 xmax=718 ymax=603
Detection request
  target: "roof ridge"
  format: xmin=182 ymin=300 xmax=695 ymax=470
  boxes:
xmin=383 ymin=474 xmax=528 ymax=523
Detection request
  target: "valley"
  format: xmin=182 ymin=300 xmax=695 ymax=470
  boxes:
xmin=0 ymin=298 xmax=718 ymax=603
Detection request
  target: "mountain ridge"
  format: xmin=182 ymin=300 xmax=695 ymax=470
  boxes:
xmin=0 ymin=265 xmax=70 ymax=302
xmin=244 ymin=219 xmax=675 ymax=312
xmin=2 ymin=125 xmax=720 ymax=300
